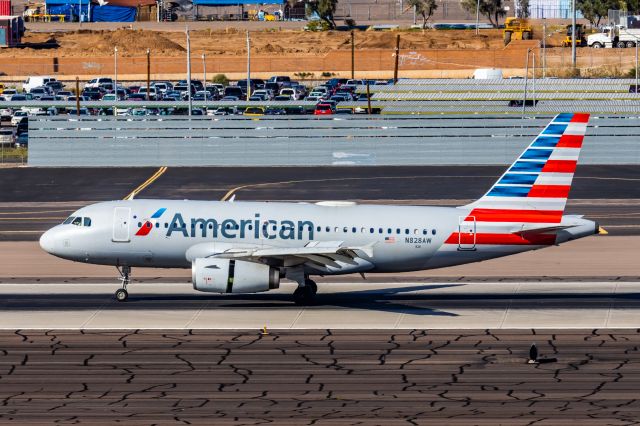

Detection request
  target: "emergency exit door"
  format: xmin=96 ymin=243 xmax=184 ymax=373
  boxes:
xmin=112 ymin=207 xmax=131 ymax=242
xmin=458 ymin=216 xmax=476 ymax=250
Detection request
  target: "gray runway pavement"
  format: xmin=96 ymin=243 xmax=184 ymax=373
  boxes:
xmin=1 ymin=165 xmax=639 ymax=239
xmin=1 ymin=328 xmax=640 ymax=424
xmin=2 ymin=281 xmax=640 ymax=329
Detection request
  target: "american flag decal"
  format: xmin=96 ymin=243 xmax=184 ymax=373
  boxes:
xmin=384 ymin=236 xmax=396 ymax=243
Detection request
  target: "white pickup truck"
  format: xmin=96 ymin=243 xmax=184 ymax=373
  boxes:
xmin=588 ymin=26 xmax=640 ymax=48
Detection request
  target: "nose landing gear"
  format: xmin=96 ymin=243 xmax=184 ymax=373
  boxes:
xmin=115 ymin=266 xmax=131 ymax=302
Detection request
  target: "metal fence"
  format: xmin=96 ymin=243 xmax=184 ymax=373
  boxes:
xmin=28 ymin=114 xmax=640 ymax=167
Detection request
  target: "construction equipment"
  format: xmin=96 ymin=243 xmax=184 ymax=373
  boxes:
xmin=562 ymin=24 xmax=586 ymax=47
xmin=503 ymin=17 xmax=533 ymax=45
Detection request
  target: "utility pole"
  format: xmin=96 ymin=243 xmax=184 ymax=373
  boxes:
xmin=246 ymin=30 xmax=251 ymax=101
xmin=366 ymin=81 xmax=372 ymax=114
xmin=146 ymin=48 xmax=151 ymax=101
xmin=75 ymin=77 xmax=80 ymax=116
xmin=542 ymin=20 xmax=546 ymax=78
xmin=475 ymin=0 xmax=480 ymax=35
xmin=571 ymin=0 xmax=576 ymax=71
xmin=393 ymin=34 xmax=400 ymax=84
xmin=186 ymin=27 xmax=192 ymax=116
xmin=351 ymin=30 xmax=355 ymax=80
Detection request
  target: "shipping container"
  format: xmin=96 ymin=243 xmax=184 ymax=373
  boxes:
xmin=0 ymin=1 xmax=11 ymax=16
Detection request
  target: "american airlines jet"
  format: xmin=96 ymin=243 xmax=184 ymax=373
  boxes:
xmin=40 ymin=113 xmax=599 ymax=304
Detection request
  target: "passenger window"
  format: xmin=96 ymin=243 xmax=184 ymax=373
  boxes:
xmin=71 ymin=217 xmax=82 ymax=226
xmin=370 ymin=228 xmax=374 ymax=233
xmin=432 ymin=229 xmax=437 ymax=235
xmin=326 ymin=226 xmax=330 ymax=232
xmin=316 ymin=226 xmax=321 ymax=232
xmin=378 ymin=228 xmax=383 ymax=233
xmin=352 ymin=227 xmax=357 ymax=233
xmin=405 ymin=229 xmax=409 ymax=235
xmin=83 ymin=217 xmax=92 ymax=227
xmin=396 ymin=228 xmax=401 ymax=234
xmin=387 ymin=228 xmax=392 ymax=234
xmin=343 ymin=227 xmax=348 ymax=233
xmin=423 ymin=229 xmax=428 ymax=235
xmin=63 ymin=216 xmax=75 ymax=225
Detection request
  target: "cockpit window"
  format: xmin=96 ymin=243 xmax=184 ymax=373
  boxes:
xmin=83 ymin=217 xmax=92 ymax=227
xmin=63 ymin=216 xmax=75 ymax=225
xmin=71 ymin=217 xmax=82 ymax=226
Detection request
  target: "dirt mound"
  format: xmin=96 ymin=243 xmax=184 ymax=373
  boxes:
xmin=62 ymin=29 xmax=186 ymax=56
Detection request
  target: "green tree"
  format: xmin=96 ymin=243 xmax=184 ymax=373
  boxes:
xmin=212 ymin=74 xmax=229 ymax=86
xmin=303 ymin=0 xmax=338 ymax=29
xmin=576 ymin=0 xmax=617 ymax=26
xmin=407 ymin=0 xmax=438 ymax=28
xmin=461 ymin=0 xmax=507 ymax=27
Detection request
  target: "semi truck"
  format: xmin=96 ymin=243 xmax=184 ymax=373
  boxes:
xmin=588 ymin=26 xmax=640 ymax=48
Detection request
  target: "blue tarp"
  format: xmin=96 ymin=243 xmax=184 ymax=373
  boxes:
xmin=92 ymin=5 xmax=136 ymax=21
xmin=193 ymin=0 xmax=284 ymax=5
xmin=46 ymin=3 xmax=90 ymax=22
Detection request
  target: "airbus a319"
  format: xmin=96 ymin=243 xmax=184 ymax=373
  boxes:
xmin=40 ymin=113 xmax=600 ymax=304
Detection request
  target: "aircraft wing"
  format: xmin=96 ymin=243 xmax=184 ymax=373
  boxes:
xmin=186 ymin=241 xmax=374 ymax=269
xmin=214 ymin=241 xmax=374 ymax=268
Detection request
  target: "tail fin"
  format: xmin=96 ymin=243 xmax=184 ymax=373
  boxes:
xmin=465 ymin=113 xmax=590 ymax=224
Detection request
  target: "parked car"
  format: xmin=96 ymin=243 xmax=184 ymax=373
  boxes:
xmin=57 ymin=91 xmax=74 ymax=99
xmin=23 ymin=76 xmax=57 ymax=93
xmin=11 ymin=110 xmax=29 ymax=126
xmin=82 ymin=87 xmax=103 ymax=100
xmin=244 ymin=106 xmax=265 ymax=116
xmin=224 ymin=86 xmax=244 ymax=99
xmin=274 ymin=95 xmax=292 ymax=101
xmin=45 ymin=80 xmax=65 ymax=93
xmin=67 ymin=108 xmax=89 ymax=115
xmin=29 ymin=86 xmax=50 ymax=99
xmin=85 ymin=77 xmax=113 ymax=89
xmin=15 ymin=132 xmax=28 ymax=148
xmin=211 ymin=106 xmax=237 ymax=115
xmin=2 ymin=89 xmax=18 ymax=99
xmin=265 ymin=107 xmax=287 ymax=115
xmin=0 ymin=127 xmax=16 ymax=147
xmin=249 ymin=94 xmax=267 ymax=101
xmin=192 ymin=91 xmax=213 ymax=101
xmin=126 ymin=93 xmax=147 ymax=101
xmin=314 ymin=103 xmax=334 ymax=115
xmin=252 ymin=89 xmax=273 ymax=100
xmin=280 ymin=88 xmax=302 ymax=100
xmin=221 ymin=95 xmax=239 ymax=101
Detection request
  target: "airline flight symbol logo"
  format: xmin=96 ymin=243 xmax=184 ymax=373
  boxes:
xmin=135 ymin=208 xmax=167 ymax=236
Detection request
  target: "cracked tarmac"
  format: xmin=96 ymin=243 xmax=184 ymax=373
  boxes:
xmin=1 ymin=329 xmax=640 ymax=424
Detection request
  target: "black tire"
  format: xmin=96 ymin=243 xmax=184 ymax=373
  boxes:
xmin=627 ymin=41 xmax=636 ymax=48
xmin=522 ymin=31 xmax=531 ymax=40
xmin=293 ymin=287 xmax=315 ymax=305
xmin=115 ymin=288 xmax=128 ymax=302
xmin=592 ymin=42 xmax=603 ymax=49
xmin=617 ymin=41 xmax=626 ymax=48
xmin=305 ymin=279 xmax=318 ymax=294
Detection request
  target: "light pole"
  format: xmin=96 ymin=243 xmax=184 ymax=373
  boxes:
xmin=186 ymin=27 xmax=192 ymax=116
xmin=571 ymin=0 xmax=576 ymax=70
xmin=202 ymin=52 xmax=207 ymax=109
xmin=246 ymin=31 xmax=251 ymax=101
xmin=475 ymin=0 xmax=480 ymax=35
xmin=522 ymin=48 xmax=531 ymax=118
xmin=114 ymin=46 xmax=118 ymax=116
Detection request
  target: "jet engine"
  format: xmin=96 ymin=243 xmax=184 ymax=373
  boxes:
xmin=192 ymin=258 xmax=279 ymax=293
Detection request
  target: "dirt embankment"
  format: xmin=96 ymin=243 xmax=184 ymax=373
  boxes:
xmin=1 ymin=28 xmax=508 ymax=58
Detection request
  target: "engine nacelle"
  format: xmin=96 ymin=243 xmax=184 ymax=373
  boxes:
xmin=192 ymin=258 xmax=279 ymax=293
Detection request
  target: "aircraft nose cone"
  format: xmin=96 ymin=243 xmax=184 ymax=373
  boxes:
xmin=39 ymin=230 xmax=56 ymax=254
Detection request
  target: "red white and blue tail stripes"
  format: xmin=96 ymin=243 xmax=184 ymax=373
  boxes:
xmin=466 ymin=112 xmax=589 ymax=225
xmin=445 ymin=113 xmax=590 ymax=247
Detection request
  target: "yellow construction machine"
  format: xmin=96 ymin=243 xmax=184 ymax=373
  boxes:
xmin=503 ymin=17 xmax=533 ymax=45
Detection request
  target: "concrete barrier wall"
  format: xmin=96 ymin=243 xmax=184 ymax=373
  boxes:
xmin=28 ymin=115 xmax=640 ymax=167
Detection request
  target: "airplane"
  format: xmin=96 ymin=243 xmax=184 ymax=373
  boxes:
xmin=39 ymin=112 xmax=601 ymax=305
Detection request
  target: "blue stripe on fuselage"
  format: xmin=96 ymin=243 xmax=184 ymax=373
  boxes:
xmin=520 ymin=149 xmax=553 ymax=161
xmin=509 ymin=161 xmax=545 ymax=172
xmin=532 ymin=136 xmax=560 ymax=148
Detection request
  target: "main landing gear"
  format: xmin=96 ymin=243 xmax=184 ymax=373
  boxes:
xmin=293 ymin=278 xmax=317 ymax=305
xmin=115 ymin=266 xmax=131 ymax=302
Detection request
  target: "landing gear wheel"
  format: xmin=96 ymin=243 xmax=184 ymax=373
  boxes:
xmin=305 ymin=279 xmax=317 ymax=294
xmin=293 ymin=286 xmax=316 ymax=306
xmin=115 ymin=288 xmax=129 ymax=302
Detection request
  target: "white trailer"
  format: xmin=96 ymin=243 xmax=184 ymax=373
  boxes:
xmin=588 ymin=26 xmax=640 ymax=48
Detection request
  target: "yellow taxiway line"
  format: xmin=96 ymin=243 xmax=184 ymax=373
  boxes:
xmin=124 ymin=166 xmax=168 ymax=201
